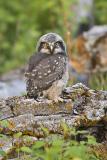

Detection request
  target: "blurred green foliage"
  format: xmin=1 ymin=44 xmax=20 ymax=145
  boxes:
xmin=89 ymin=72 xmax=107 ymax=90
xmin=0 ymin=0 xmax=107 ymax=77
xmin=0 ymin=0 xmax=75 ymax=74
xmin=95 ymin=0 xmax=107 ymax=24
xmin=24 ymin=134 xmax=98 ymax=160
xmin=0 ymin=125 xmax=99 ymax=160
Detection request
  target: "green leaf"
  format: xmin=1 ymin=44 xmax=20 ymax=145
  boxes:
xmin=20 ymin=146 xmax=32 ymax=153
xmin=32 ymin=141 xmax=45 ymax=149
xmin=52 ymin=138 xmax=64 ymax=147
xmin=0 ymin=149 xmax=6 ymax=156
xmin=1 ymin=120 xmax=9 ymax=128
xmin=14 ymin=132 xmax=22 ymax=138
xmin=87 ymin=135 xmax=97 ymax=145
xmin=41 ymin=126 xmax=49 ymax=136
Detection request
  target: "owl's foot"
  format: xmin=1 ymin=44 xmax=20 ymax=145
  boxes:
xmin=53 ymin=97 xmax=64 ymax=103
xmin=36 ymin=96 xmax=44 ymax=102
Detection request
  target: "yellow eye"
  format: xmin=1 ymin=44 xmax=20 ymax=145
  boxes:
xmin=43 ymin=43 xmax=48 ymax=49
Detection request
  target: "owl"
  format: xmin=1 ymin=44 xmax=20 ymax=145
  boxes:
xmin=25 ymin=33 xmax=69 ymax=102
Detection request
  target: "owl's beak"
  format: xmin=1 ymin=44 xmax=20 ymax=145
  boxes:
xmin=50 ymin=44 xmax=54 ymax=53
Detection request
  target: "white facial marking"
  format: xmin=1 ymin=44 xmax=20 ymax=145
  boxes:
xmin=54 ymin=48 xmax=62 ymax=54
xmin=40 ymin=48 xmax=50 ymax=54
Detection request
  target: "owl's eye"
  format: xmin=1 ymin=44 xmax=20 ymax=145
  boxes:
xmin=42 ymin=42 xmax=48 ymax=49
xmin=55 ymin=42 xmax=60 ymax=47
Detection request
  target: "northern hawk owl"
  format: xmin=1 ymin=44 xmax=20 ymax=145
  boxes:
xmin=25 ymin=33 xmax=69 ymax=102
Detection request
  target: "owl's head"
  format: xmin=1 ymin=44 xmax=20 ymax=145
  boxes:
xmin=36 ymin=33 xmax=66 ymax=55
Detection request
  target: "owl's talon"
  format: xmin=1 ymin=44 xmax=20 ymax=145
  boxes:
xmin=53 ymin=97 xmax=64 ymax=103
xmin=36 ymin=96 xmax=44 ymax=102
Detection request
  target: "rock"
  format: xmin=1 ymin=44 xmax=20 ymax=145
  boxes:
xmin=71 ymin=25 xmax=107 ymax=73
xmin=84 ymin=25 xmax=107 ymax=70
xmin=83 ymin=25 xmax=107 ymax=41
xmin=0 ymin=84 xmax=107 ymax=159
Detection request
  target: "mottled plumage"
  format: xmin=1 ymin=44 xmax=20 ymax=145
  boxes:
xmin=25 ymin=33 xmax=69 ymax=101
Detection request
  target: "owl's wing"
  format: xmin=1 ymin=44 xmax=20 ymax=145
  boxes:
xmin=25 ymin=53 xmax=66 ymax=92
xmin=26 ymin=52 xmax=49 ymax=72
